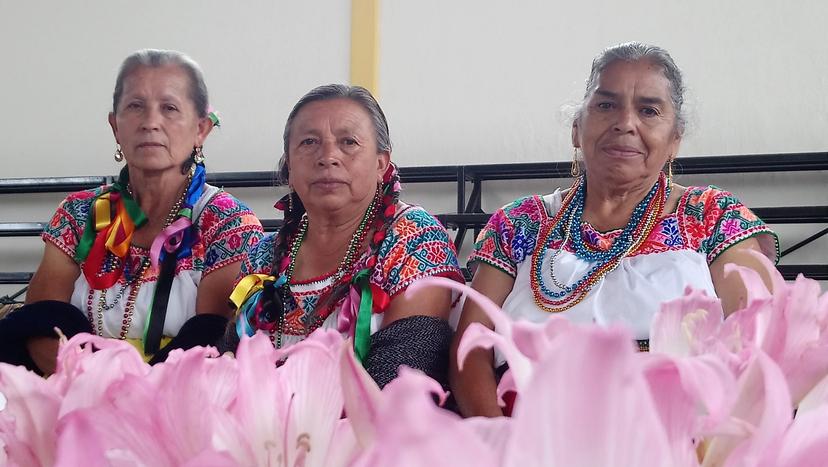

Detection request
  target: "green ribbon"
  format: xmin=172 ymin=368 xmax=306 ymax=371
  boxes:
xmin=75 ymin=167 xmax=147 ymax=262
xmin=352 ymin=268 xmax=373 ymax=363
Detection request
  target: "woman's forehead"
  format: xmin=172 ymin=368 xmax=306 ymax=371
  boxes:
xmin=593 ymin=60 xmax=672 ymax=97
xmin=292 ymin=98 xmax=373 ymax=133
xmin=121 ymin=65 xmax=191 ymax=98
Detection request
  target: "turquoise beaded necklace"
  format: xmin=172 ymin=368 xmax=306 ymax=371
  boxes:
xmin=532 ymin=172 xmax=670 ymax=306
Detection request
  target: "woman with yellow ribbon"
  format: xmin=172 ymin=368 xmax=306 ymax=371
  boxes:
xmin=224 ymin=85 xmax=464 ymax=389
xmin=0 ymin=49 xmax=263 ymax=374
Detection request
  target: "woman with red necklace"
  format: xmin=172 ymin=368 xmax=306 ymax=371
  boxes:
xmin=451 ymin=42 xmax=779 ymax=417
xmin=226 ymin=85 xmax=464 ymax=388
xmin=0 ymin=50 xmax=263 ymax=374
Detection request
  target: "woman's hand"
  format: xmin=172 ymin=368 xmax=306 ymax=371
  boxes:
xmin=26 ymin=336 xmax=59 ymax=375
xmin=450 ymin=263 xmax=515 ymax=417
xmin=709 ymin=237 xmax=776 ymax=317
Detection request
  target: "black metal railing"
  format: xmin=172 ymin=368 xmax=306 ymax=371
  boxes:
xmin=2 ymin=152 xmax=826 ymax=286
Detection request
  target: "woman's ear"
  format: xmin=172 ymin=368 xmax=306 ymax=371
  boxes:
xmin=196 ymin=117 xmax=214 ymax=147
xmin=376 ymin=151 xmax=391 ymax=183
xmin=571 ymin=120 xmax=580 ymax=149
xmin=108 ymin=112 xmax=118 ymax=141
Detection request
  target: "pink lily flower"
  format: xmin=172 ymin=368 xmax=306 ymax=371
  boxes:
xmin=339 ymin=343 xmax=497 ymax=467
xmin=0 ymin=362 xmax=60 ymax=467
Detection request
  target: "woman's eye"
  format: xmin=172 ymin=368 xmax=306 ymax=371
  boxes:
xmin=126 ymin=102 xmax=143 ymax=110
xmin=596 ymin=102 xmax=613 ymax=110
xmin=299 ymin=138 xmax=316 ymax=146
xmin=640 ymin=107 xmax=659 ymax=117
xmin=163 ymin=104 xmax=178 ymax=112
xmin=343 ymin=137 xmax=358 ymax=146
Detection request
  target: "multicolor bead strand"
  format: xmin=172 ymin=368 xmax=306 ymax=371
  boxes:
xmin=265 ymin=187 xmax=380 ymax=346
xmin=530 ymin=173 xmax=669 ymax=312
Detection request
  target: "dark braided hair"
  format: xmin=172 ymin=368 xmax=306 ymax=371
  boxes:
xmin=260 ymin=84 xmax=401 ymax=336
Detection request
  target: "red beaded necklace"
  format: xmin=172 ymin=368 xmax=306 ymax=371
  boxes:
xmin=530 ymin=174 xmax=669 ymax=312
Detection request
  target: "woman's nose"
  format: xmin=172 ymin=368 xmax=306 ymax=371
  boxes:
xmin=140 ymin=107 xmax=162 ymax=131
xmin=613 ymin=107 xmax=637 ymax=133
xmin=317 ymin=140 xmax=342 ymax=166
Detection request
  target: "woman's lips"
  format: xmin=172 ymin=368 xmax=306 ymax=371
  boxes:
xmin=602 ymin=145 xmax=643 ymax=158
xmin=136 ymin=142 xmax=165 ymax=149
xmin=312 ymin=179 xmax=347 ymax=189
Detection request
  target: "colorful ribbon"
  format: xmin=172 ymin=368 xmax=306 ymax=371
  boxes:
xmin=346 ymin=268 xmax=391 ymax=363
xmin=207 ymin=106 xmax=221 ymax=128
xmin=148 ymin=164 xmax=206 ymax=270
xmin=230 ymin=273 xmax=287 ymax=338
xmin=76 ymin=168 xmax=147 ymax=290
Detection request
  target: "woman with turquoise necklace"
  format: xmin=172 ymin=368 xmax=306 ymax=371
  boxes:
xmin=451 ymin=42 xmax=779 ymax=417
xmin=227 ymin=84 xmax=464 ymax=389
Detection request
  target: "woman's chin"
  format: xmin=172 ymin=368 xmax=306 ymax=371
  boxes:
xmin=125 ymin=159 xmax=186 ymax=174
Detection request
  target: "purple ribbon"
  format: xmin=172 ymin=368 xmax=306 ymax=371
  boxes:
xmin=150 ymin=217 xmax=192 ymax=271
xmin=336 ymin=285 xmax=362 ymax=338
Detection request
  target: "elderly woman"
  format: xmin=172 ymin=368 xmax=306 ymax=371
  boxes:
xmin=228 ymin=84 xmax=464 ymax=388
xmin=0 ymin=49 xmax=263 ymax=374
xmin=451 ymin=42 xmax=779 ymax=417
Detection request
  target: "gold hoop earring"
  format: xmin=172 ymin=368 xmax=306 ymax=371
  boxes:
xmin=570 ymin=148 xmax=581 ymax=178
xmin=193 ymin=146 xmax=205 ymax=164
xmin=114 ymin=144 xmax=124 ymax=162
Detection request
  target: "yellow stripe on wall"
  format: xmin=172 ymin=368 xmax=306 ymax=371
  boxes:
xmin=350 ymin=0 xmax=380 ymax=96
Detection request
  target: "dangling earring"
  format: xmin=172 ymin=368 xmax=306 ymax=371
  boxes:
xmin=288 ymin=190 xmax=295 ymax=213
xmin=570 ymin=148 xmax=581 ymax=177
xmin=667 ymin=157 xmax=675 ymax=182
xmin=192 ymin=146 xmax=205 ymax=164
xmin=114 ymin=144 xmax=124 ymax=162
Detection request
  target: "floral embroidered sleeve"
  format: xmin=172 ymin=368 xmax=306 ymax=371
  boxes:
xmin=683 ymin=186 xmax=779 ymax=265
xmin=374 ymin=206 xmax=464 ymax=298
xmin=468 ymin=196 xmax=542 ymax=278
xmin=198 ymin=192 xmax=264 ymax=276
xmin=236 ymin=233 xmax=276 ymax=285
xmin=41 ymin=188 xmax=102 ymax=262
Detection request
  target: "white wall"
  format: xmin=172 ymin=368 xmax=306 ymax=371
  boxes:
xmin=1 ymin=0 xmax=826 ymax=297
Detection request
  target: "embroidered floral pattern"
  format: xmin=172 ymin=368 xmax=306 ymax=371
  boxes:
xmin=470 ymin=186 xmax=778 ymax=275
xmin=470 ymin=196 xmax=544 ymax=277
xmin=239 ymin=205 xmax=464 ymax=337
xmin=43 ymin=186 xmax=264 ymax=283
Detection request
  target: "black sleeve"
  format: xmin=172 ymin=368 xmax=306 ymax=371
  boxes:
xmin=0 ymin=300 xmax=93 ymax=373
xmin=363 ymin=315 xmax=453 ymax=389
xmin=147 ymin=313 xmax=229 ymax=365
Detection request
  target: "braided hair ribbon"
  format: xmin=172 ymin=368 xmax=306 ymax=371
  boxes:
xmin=338 ymin=268 xmax=390 ymax=363
xmin=76 ymin=167 xmax=147 ymax=290
xmin=229 ymin=273 xmax=288 ymax=338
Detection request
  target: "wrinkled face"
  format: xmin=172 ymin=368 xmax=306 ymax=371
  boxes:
xmin=109 ymin=65 xmax=211 ymax=174
xmin=572 ymin=59 xmax=681 ymax=186
xmin=286 ymin=98 xmax=390 ymax=215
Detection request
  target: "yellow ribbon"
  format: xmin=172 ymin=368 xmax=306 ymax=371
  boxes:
xmin=229 ymin=274 xmax=275 ymax=310
xmin=126 ymin=337 xmax=173 ymax=362
xmin=94 ymin=192 xmax=136 ymax=258
xmin=94 ymin=193 xmax=112 ymax=230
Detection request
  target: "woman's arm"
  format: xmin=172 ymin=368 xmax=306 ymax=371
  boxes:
xmin=709 ymin=237 xmax=776 ymax=317
xmin=24 ymin=243 xmax=82 ymax=375
xmin=25 ymin=243 xmax=80 ymax=304
xmin=450 ymin=263 xmax=515 ymax=417
xmin=380 ymin=280 xmax=453 ymax=327
xmin=195 ymin=261 xmax=242 ymax=318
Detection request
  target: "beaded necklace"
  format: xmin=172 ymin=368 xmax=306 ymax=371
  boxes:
xmin=269 ymin=188 xmax=380 ymax=347
xmin=86 ymin=175 xmax=191 ymax=339
xmin=530 ymin=172 xmax=670 ymax=312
